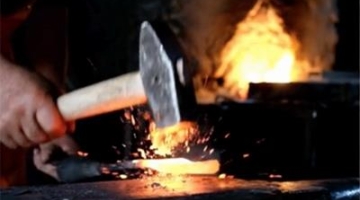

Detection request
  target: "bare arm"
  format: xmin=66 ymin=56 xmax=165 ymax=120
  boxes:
xmin=0 ymin=1 xmax=69 ymax=149
xmin=0 ymin=55 xmax=67 ymax=149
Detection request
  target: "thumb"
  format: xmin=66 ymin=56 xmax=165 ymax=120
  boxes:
xmin=36 ymin=98 xmax=67 ymax=139
xmin=33 ymin=148 xmax=59 ymax=181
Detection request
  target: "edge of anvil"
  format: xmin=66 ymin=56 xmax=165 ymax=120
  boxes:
xmin=1 ymin=176 xmax=359 ymax=200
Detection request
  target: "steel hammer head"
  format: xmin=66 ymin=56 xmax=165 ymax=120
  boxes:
xmin=139 ymin=21 xmax=196 ymax=128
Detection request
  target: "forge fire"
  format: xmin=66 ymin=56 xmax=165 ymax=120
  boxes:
xmin=216 ymin=0 xmax=313 ymax=99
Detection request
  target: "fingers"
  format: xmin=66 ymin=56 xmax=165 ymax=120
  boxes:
xmin=0 ymin=117 xmax=30 ymax=148
xmin=0 ymin=133 xmax=17 ymax=149
xmin=38 ymin=143 xmax=54 ymax=163
xmin=35 ymin=98 xmax=67 ymax=139
xmin=33 ymin=148 xmax=59 ymax=181
xmin=0 ymin=62 xmax=71 ymax=149
xmin=21 ymin=112 xmax=49 ymax=144
xmin=11 ymin=127 xmax=32 ymax=148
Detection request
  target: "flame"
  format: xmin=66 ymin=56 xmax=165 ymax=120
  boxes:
xmin=216 ymin=0 xmax=310 ymax=99
xmin=148 ymin=122 xmax=198 ymax=156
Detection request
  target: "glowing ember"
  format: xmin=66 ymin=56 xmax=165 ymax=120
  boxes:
xmin=269 ymin=174 xmax=282 ymax=179
xmin=148 ymin=122 xmax=198 ymax=156
xmin=137 ymin=148 xmax=147 ymax=159
xmin=119 ymin=174 xmax=128 ymax=179
xmin=242 ymin=153 xmax=250 ymax=158
xmin=203 ymin=145 xmax=208 ymax=152
xmin=218 ymin=173 xmax=226 ymax=179
xmin=209 ymin=149 xmax=214 ymax=155
xmin=216 ymin=0 xmax=311 ymax=99
xmin=77 ymin=151 xmax=88 ymax=157
xmin=224 ymin=133 xmax=230 ymax=139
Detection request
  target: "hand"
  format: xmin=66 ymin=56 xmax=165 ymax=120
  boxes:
xmin=0 ymin=56 xmax=68 ymax=149
xmin=33 ymin=135 xmax=79 ymax=180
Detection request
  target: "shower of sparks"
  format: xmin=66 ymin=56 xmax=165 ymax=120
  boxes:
xmin=76 ymin=107 xmax=223 ymax=181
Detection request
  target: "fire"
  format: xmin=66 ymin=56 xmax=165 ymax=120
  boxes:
xmin=148 ymin=121 xmax=198 ymax=156
xmin=216 ymin=0 xmax=310 ymax=99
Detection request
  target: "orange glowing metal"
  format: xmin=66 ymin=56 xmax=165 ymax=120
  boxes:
xmin=216 ymin=0 xmax=311 ymax=99
xmin=133 ymin=158 xmax=220 ymax=175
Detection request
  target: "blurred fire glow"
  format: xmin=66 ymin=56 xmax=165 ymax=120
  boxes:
xmin=148 ymin=121 xmax=198 ymax=157
xmin=216 ymin=0 xmax=312 ymax=99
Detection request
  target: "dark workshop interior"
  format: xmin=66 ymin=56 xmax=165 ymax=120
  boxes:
xmin=1 ymin=0 xmax=359 ymax=199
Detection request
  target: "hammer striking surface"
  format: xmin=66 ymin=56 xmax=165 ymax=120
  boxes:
xmin=57 ymin=21 xmax=181 ymax=128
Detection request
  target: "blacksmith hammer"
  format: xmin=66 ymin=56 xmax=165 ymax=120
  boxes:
xmin=57 ymin=21 xmax=195 ymax=128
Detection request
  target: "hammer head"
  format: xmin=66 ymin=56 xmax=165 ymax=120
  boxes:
xmin=139 ymin=21 xmax=196 ymax=128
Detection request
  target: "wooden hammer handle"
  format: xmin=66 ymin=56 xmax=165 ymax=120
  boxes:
xmin=57 ymin=72 xmax=147 ymax=121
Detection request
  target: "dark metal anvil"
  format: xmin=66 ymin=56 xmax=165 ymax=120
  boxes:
xmin=1 ymin=176 xmax=359 ymax=200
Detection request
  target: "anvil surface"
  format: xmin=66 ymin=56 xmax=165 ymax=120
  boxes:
xmin=1 ymin=176 xmax=359 ymax=200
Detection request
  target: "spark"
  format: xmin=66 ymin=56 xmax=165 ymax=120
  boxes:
xmin=137 ymin=148 xmax=147 ymax=159
xmin=119 ymin=174 xmax=128 ymax=179
xmin=269 ymin=174 xmax=282 ymax=179
xmin=243 ymin=153 xmax=250 ymax=158
xmin=131 ymin=115 xmax=136 ymax=125
xmin=77 ymin=151 xmax=88 ymax=157
xmin=209 ymin=149 xmax=214 ymax=155
xmin=218 ymin=173 xmax=226 ymax=179
xmin=224 ymin=133 xmax=230 ymax=139
xmin=203 ymin=145 xmax=208 ymax=152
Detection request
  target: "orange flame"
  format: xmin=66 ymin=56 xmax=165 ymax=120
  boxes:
xmin=148 ymin=122 xmax=198 ymax=156
xmin=216 ymin=0 xmax=311 ymax=99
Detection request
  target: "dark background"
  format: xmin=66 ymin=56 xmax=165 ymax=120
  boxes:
xmin=333 ymin=0 xmax=359 ymax=72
